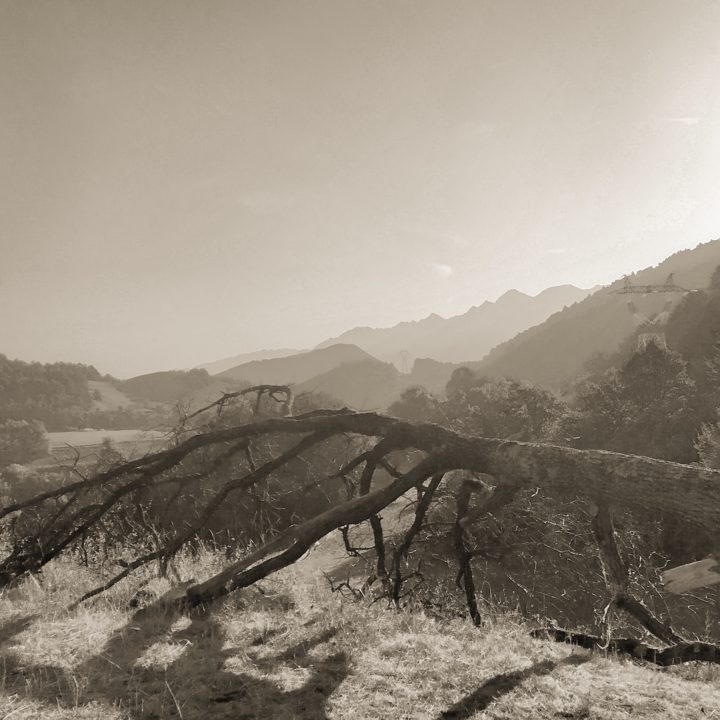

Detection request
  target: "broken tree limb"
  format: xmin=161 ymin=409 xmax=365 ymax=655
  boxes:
xmin=391 ymin=473 xmax=444 ymax=605
xmin=591 ymin=503 xmax=681 ymax=645
xmin=183 ymin=455 xmax=446 ymax=607
xmin=9 ymin=411 xmax=720 ymax=532
xmin=533 ymin=627 xmax=720 ymax=666
xmin=454 ymin=479 xmax=486 ymax=626
xmin=184 ymin=384 xmax=295 ymax=423
xmin=4 ymin=408 xmax=720 ymax=645
xmin=356 ymin=445 xmax=396 ymax=593
xmin=71 ymin=431 xmax=331 ymax=605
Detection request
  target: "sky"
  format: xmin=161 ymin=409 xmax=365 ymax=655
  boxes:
xmin=2 ymin=0 xmax=720 ymax=378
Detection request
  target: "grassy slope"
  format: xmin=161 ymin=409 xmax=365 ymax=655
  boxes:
xmin=1 ymin=528 xmax=720 ymax=719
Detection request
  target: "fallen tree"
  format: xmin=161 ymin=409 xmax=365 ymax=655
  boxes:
xmin=3 ymin=392 xmax=720 ymax=662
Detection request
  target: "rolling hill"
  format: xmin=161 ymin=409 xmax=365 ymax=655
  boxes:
xmin=218 ymin=343 xmax=377 ymax=386
xmin=196 ymin=347 xmax=304 ymax=376
xmin=316 ymin=284 xmax=597 ymax=368
xmin=118 ymin=368 xmax=218 ymax=404
xmin=297 ymin=358 xmax=405 ymax=411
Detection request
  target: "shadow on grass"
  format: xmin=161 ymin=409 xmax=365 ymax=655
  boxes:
xmin=0 ymin=590 xmax=349 ymax=719
xmin=436 ymin=654 xmax=589 ymax=719
xmin=0 ymin=613 xmax=38 ymax=648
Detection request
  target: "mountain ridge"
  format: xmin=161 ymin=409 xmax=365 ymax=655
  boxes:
xmin=469 ymin=239 xmax=720 ymax=388
xmin=314 ymin=284 xmax=598 ymax=368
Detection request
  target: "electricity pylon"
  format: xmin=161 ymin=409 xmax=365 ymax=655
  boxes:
xmin=612 ymin=273 xmax=688 ymax=349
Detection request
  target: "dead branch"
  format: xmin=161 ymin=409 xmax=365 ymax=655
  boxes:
xmin=72 ymin=431 xmax=330 ymax=604
xmin=182 ymin=456 xmax=444 ymax=607
xmin=533 ymin=627 xmax=720 ymax=666
xmin=3 ymin=408 xmax=720 ymax=653
xmin=591 ymin=503 xmax=681 ymax=645
xmin=453 ymin=478 xmax=485 ymax=626
xmin=391 ymin=473 xmax=444 ymax=605
xmin=184 ymin=384 xmax=295 ymax=424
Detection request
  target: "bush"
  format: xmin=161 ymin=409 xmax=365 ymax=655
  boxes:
xmin=696 ymin=420 xmax=720 ymax=469
xmin=0 ymin=419 xmax=49 ymax=466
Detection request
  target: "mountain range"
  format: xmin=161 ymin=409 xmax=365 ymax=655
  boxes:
xmin=10 ymin=239 xmax=719 ymax=426
xmin=202 ymin=239 xmax=720 ymax=405
xmin=192 ymin=282 xmax=598 ymax=409
xmin=315 ymin=284 xmax=596 ymax=368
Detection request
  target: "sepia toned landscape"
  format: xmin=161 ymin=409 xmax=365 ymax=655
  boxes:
xmin=3 ymin=1 xmax=720 ymax=718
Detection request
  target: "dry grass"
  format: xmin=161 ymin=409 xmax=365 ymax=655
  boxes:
xmin=1 ymin=537 xmax=720 ymax=719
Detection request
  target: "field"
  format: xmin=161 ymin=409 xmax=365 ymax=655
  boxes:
xmin=87 ymin=381 xmax=136 ymax=413
xmin=1 ymin=519 xmax=720 ymax=719
xmin=42 ymin=429 xmax=169 ymax=466
xmin=47 ymin=429 xmax=167 ymax=450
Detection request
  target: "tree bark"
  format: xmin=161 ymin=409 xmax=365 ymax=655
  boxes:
xmin=184 ymin=456 xmax=445 ymax=607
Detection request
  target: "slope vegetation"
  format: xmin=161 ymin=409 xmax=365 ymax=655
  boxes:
xmin=118 ymin=369 xmax=215 ymax=404
xmin=473 ymin=239 xmax=720 ymax=388
xmin=297 ymin=358 xmax=405 ymax=411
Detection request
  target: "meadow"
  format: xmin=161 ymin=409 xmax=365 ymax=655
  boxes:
xmin=1 ymin=520 xmax=719 ymax=720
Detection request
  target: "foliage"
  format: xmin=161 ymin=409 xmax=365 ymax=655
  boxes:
xmin=387 ymin=385 xmax=445 ymax=424
xmin=0 ymin=355 xmax=99 ymax=430
xmin=696 ymin=420 xmax=720 ymax=470
xmin=565 ymin=343 xmax=697 ymax=461
xmin=391 ymin=372 xmax=565 ymax=443
xmin=665 ymin=268 xmax=720 ymax=426
xmin=445 ymin=374 xmax=566 ymax=441
xmin=0 ymin=355 xmax=193 ymax=431
xmin=0 ymin=419 xmax=49 ymax=466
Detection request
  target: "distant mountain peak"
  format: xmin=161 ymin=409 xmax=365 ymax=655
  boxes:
xmin=314 ymin=284 xmax=596 ymax=367
xmin=496 ymin=288 xmax=529 ymax=301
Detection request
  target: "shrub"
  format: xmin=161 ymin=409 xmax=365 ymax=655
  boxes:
xmin=0 ymin=419 xmax=49 ymax=466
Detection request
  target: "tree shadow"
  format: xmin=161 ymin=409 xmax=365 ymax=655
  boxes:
xmin=436 ymin=654 xmax=589 ymax=719
xmin=0 ymin=590 xmax=349 ymax=719
xmin=0 ymin=612 xmax=38 ymax=648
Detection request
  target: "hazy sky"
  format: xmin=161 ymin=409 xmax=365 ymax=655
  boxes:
xmin=2 ymin=0 xmax=720 ymax=377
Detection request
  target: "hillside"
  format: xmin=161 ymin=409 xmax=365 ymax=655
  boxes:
xmin=196 ymin=347 xmax=304 ymax=376
xmin=471 ymin=239 xmax=720 ymax=388
xmin=118 ymin=368 xmax=218 ymax=405
xmin=218 ymin=343 xmax=377 ymax=385
xmin=316 ymin=285 xmax=596 ymax=368
xmin=298 ymin=358 xmax=405 ymax=411
xmin=0 ymin=354 xmax=100 ymax=430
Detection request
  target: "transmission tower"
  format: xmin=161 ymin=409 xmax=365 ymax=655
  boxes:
xmin=612 ymin=273 xmax=688 ymax=350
